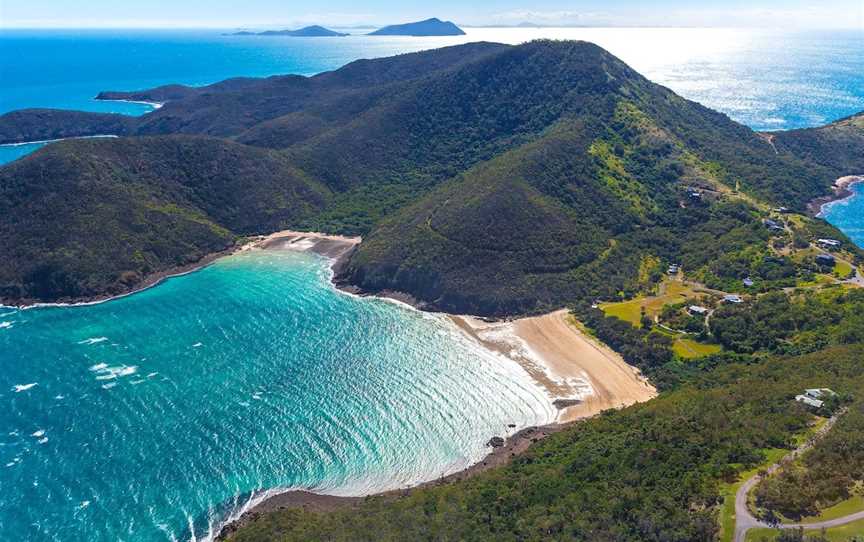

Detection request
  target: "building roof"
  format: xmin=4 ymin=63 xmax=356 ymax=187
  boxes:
xmin=688 ymin=305 xmax=709 ymax=314
xmin=796 ymin=395 xmax=824 ymax=409
xmin=805 ymin=388 xmax=836 ymax=399
xmin=723 ymin=294 xmax=743 ymax=303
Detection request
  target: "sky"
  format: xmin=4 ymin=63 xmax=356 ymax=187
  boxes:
xmin=0 ymin=0 xmax=861 ymax=29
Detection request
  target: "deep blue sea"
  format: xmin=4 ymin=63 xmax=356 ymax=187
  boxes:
xmin=1 ymin=27 xmax=863 ymax=542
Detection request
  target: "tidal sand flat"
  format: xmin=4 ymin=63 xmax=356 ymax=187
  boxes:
xmin=0 ymin=249 xmax=556 ymax=542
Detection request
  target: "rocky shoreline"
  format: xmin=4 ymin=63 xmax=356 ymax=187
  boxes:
xmin=807 ymin=175 xmax=864 ymax=217
xmin=215 ymin=422 xmax=568 ymax=541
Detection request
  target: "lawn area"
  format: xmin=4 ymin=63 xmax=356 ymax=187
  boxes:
xmin=835 ymin=260 xmax=855 ymax=279
xmin=673 ymin=338 xmax=722 ymax=359
xmin=797 ymin=495 xmax=864 ymax=524
xmin=745 ymin=518 xmax=864 ymax=541
xmin=600 ymin=279 xmax=702 ymax=328
xmin=600 ymin=296 xmax=645 ymax=327
xmin=798 ymin=274 xmax=837 ymax=288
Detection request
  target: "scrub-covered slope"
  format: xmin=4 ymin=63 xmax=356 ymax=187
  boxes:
xmin=0 ymin=136 xmax=328 ymax=302
xmin=0 ymin=40 xmax=861 ymax=308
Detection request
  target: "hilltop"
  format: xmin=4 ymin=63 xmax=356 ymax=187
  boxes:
xmin=367 ymin=17 xmax=465 ymax=36
xmin=0 ymin=40 xmax=862 ymax=311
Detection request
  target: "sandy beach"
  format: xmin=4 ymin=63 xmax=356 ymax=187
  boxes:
xmin=451 ymin=310 xmax=657 ymax=422
xmin=240 ymin=229 xmax=361 ymax=263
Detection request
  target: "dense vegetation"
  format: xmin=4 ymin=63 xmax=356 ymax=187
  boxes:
xmin=225 ymin=346 xmax=864 ymax=542
xmin=710 ymin=288 xmax=864 ymax=355
xmin=1 ymin=40 xmax=862 ymax=308
xmin=754 ymin=403 xmax=864 ymax=521
xmin=0 ymin=136 xmax=328 ymax=301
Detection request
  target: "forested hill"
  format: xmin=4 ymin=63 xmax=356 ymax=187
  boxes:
xmin=1 ymin=40 xmax=863 ymax=308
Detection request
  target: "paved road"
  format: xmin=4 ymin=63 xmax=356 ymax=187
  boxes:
xmin=732 ymin=412 xmax=860 ymax=542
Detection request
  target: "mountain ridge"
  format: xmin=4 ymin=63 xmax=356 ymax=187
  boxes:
xmin=1 ymin=40 xmax=862 ymax=311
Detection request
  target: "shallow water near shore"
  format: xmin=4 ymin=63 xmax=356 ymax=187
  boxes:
xmin=0 ymin=250 xmax=554 ymax=541
xmin=820 ymin=182 xmax=864 ymax=248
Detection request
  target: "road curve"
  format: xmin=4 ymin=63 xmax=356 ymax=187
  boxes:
xmin=732 ymin=412 xmax=860 ymax=542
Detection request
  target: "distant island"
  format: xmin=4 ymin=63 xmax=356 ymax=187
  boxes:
xmin=230 ymin=25 xmax=348 ymax=37
xmin=368 ymin=17 xmax=465 ymax=36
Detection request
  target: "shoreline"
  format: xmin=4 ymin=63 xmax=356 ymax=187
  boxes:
xmin=94 ymin=97 xmax=165 ymax=110
xmin=3 ymin=228 xmax=657 ymax=542
xmin=215 ymin=422 xmax=570 ymax=541
xmin=808 ymin=175 xmax=864 ymax=217
xmin=0 ymin=230 xmax=360 ymax=311
xmin=214 ymin=307 xmax=657 ymax=540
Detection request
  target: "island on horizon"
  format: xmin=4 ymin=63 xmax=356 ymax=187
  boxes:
xmin=230 ymin=25 xmax=348 ymax=37
xmin=368 ymin=17 xmax=465 ymax=36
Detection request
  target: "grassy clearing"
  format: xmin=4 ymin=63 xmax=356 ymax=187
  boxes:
xmin=600 ymin=279 xmax=702 ymax=328
xmin=746 ymin=518 xmax=864 ymax=541
xmin=835 ymin=260 xmax=855 ymax=279
xmin=673 ymin=338 xmax=722 ymax=359
xmin=798 ymin=495 xmax=864 ymax=524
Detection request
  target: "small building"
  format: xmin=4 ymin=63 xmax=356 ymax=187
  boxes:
xmin=723 ymin=294 xmax=743 ymax=304
xmin=795 ymin=388 xmax=836 ymax=409
xmin=805 ymin=388 xmax=836 ymax=400
xmin=795 ymin=394 xmax=824 ymax=409
xmin=817 ymin=238 xmax=842 ymax=248
xmin=743 ymin=277 xmax=754 ymax=287
xmin=763 ymin=219 xmax=784 ymax=232
xmin=686 ymin=188 xmax=703 ymax=200
xmin=688 ymin=305 xmax=709 ymax=315
xmin=816 ymin=254 xmax=836 ymax=267
xmin=668 ymin=264 xmax=680 ymax=275
xmin=774 ymin=207 xmax=791 ymax=214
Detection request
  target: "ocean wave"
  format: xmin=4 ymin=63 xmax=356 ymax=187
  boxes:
xmin=0 ymin=321 xmax=13 ymax=329
xmin=13 ymin=383 xmax=37 ymax=393
xmin=78 ymin=337 xmax=109 ymax=345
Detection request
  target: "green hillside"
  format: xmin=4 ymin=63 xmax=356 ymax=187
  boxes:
xmin=0 ymin=136 xmax=328 ymax=302
xmin=0 ymin=40 xmax=861 ymax=312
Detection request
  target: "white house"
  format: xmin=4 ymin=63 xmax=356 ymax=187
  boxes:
xmin=723 ymin=294 xmax=743 ymax=303
xmin=795 ymin=394 xmax=824 ymax=408
xmin=795 ymin=388 xmax=836 ymax=409
xmin=817 ymin=238 xmax=841 ymax=248
xmin=688 ymin=305 xmax=709 ymax=315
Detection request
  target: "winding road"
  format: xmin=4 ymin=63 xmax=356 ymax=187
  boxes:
xmin=733 ymin=411 xmax=862 ymax=541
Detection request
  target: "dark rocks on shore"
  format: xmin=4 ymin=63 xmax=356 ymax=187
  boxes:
xmin=487 ymin=436 xmax=505 ymax=448
xmin=553 ymin=398 xmax=582 ymax=409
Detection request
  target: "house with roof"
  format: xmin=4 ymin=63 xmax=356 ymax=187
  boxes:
xmin=817 ymin=238 xmax=842 ymax=248
xmin=688 ymin=305 xmax=709 ymax=315
xmin=795 ymin=388 xmax=837 ymax=409
xmin=723 ymin=294 xmax=743 ymax=303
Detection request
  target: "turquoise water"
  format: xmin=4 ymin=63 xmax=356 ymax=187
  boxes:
xmin=820 ymin=182 xmax=864 ymax=247
xmin=0 ymin=250 xmax=554 ymax=541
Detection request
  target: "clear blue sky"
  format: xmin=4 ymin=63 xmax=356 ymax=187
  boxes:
xmin=1 ymin=0 xmax=861 ymax=29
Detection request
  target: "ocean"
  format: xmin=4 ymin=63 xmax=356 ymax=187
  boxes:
xmin=0 ymin=251 xmax=554 ymax=541
xmin=1 ymin=27 xmax=863 ymax=541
